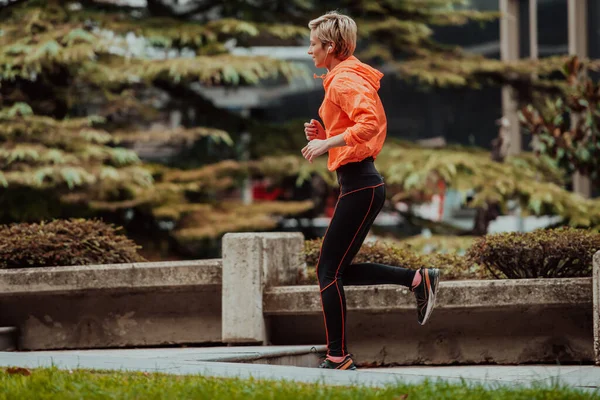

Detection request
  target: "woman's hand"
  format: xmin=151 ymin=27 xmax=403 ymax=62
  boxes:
xmin=304 ymin=119 xmax=326 ymax=141
xmin=302 ymin=139 xmax=330 ymax=163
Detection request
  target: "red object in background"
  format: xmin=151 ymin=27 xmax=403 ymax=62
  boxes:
xmin=252 ymin=181 xmax=283 ymax=201
xmin=325 ymin=191 xmax=338 ymax=217
xmin=436 ymin=179 xmax=446 ymax=221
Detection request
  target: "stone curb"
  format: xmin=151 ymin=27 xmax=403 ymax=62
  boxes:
xmin=264 ymin=278 xmax=593 ymax=315
xmin=0 ymin=260 xmax=222 ymax=296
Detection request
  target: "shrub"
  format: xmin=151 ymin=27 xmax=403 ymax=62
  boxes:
xmin=397 ymin=235 xmax=478 ymax=255
xmin=466 ymin=228 xmax=600 ymax=279
xmin=0 ymin=219 xmax=146 ymax=269
xmin=304 ymin=238 xmax=421 ymax=269
xmin=302 ymin=238 xmax=488 ymax=283
xmin=421 ymin=253 xmax=493 ymax=281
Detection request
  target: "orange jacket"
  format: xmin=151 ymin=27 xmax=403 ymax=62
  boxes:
xmin=318 ymin=56 xmax=387 ymax=171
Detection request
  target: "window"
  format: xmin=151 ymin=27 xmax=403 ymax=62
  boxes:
xmin=589 ymin=0 xmax=600 ymax=58
xmin=537 ymin=0 xmax=569 ymax=57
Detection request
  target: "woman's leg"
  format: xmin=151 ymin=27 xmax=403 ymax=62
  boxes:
xmin=343 ymin=262 xmax=415 ymax=287
xmin=341 ymin=186 xmax=416 ymax=287
xmin=317 ymin=184 xmax=415 ymax=357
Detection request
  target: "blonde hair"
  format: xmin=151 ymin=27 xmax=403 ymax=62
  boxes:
xmin=308 ymin=11 xmax=357 ymax=60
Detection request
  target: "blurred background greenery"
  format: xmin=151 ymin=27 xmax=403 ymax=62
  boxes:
xmin=1 ymin=0 xmax=599 ymax=262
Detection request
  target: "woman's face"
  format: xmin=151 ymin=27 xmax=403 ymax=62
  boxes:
xmin=308 ymin=30 xmax=329 ymax=69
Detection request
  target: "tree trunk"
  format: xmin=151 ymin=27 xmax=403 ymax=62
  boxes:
xmin=470 ymin=202 xmax=501 ymax=236
xmin=473 ymin=122 xmax=510 ymax=235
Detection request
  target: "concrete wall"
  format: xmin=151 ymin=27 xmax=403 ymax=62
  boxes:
xmin=1 ymin=235 xmax=599 ymax=367
xmin=220 ymin=233 xmax=597 ymax=365
xmin=221 ymin=232 xmax=306 ymax=344
xmin=264 ymin=280 xmax=594 ymax=365
xmin=0 ymin=260 xmax=222 ymax=350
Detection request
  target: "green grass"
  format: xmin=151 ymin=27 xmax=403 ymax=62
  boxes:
xmin=0 ymin=367 xmax=598 ymax=400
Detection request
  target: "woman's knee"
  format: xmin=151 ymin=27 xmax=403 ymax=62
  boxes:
xmin=317 ymin=263 xmax=337 ymax=287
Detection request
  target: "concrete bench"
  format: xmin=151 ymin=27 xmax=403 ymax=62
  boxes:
xmin=222 ymin=233 xmax=599 ymax=365
xmin=2 ymin=232 xmax=598 ymax=366
xmin=262 ymin=279 xmax=593 ymax=365
xmin=0 ymin=260 xmax=222 ymax=350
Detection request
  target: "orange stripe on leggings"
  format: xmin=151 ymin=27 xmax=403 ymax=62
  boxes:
xmin=320 ymin=279 xmax=337 ymax=293
xmin=335 ymin=279 xmax=345 ymax=356
xmin=339 ymin=182 xmax=384 ymax=199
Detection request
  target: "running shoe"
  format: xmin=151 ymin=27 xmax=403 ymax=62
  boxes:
xmin=411 ymin=267 xmax=440 ymax=325
xmin=318 ymin=354 xmax=357 ymax=370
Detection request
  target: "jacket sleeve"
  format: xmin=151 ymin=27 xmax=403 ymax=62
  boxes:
xmin=329 ymin=75 xmax=381 ymax=147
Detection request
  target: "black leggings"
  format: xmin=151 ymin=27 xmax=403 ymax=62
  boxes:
xmin=316 ymin=158 xmax=416 ymax=357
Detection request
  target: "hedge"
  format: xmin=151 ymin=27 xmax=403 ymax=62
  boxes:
xmin=466 ymin=227 xmax=600 ymax=279
xmin=301 ymin=237 xmax=491 ymax=284
xmin=302 ymin=228 xmax=600 ymax=283
xmin=0 ymin=219 xmax=146 ymax=268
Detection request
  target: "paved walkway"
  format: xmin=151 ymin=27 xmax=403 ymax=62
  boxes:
xmin=0 ymin=346 xmax=598 ymax=393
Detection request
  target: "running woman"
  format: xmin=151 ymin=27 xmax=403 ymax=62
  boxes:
xmin=301 ymin=11 xmax=440 ymax=371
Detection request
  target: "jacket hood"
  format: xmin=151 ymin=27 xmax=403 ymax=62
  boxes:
xmin=321 ymin=56 xmax=384 ymax=91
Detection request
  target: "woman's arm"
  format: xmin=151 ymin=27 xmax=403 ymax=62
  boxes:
xmin=330 ymin=75 xmax=381 ymax=147
xmin=301 ymin=74 xmax=382 ymax=162
xmin=325 ymin=133 xmax=347 ymax=149
xmin=301 ymin=132 xmax=348 ymax=163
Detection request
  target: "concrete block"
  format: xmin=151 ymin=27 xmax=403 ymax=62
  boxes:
xmin=221 ymin=232 xmax=305 ymax=344
xmin=0 ymin=260 xmax=222 ymax=296
xmin=264 ymin=278 xmax=594 ymax=365
xmin=593 ymin=251 xmax=600 ymax=365
xmin=260 ymin=233 xmax=306 ymax=287
xmin=0 ymin=260 xmax=223 ymax=350
xmin=264 ymin=278 xmax=593 ymax=315
xmin=222 ymin=234 xmax=264 ymax=344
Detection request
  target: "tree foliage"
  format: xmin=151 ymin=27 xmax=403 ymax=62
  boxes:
xmin=0 ymin=103 xmax=152 ymax=191
xmin=1 ymin=0 xmax=599 ymax=260
xmin=520 ymin=57 xmax=600 ymax=184
xmin=148 ymin=134 xmax=600 ymax=234
xmin=0 ymin=1 xmax=305 ymax=115
xmin=313 ymin=0 xmax=600 ymax=92
xmin=0 ymin=0 xmax=313 ymax=249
